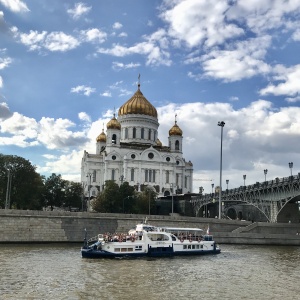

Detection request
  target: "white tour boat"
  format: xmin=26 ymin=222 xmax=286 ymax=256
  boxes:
xmin=81 ymin=219 xmax=221 ymax=258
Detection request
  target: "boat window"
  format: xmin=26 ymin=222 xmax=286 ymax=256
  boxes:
xmin=148 ymin=233 xmax=169 ymax=241
xmin=196 ymin=245 xmax=199 ymax=249
xmin=192 ymin=245 xmax=195 ymax=249
xmin=171 ymin=235 xmax=176 ymax=241
xmin=118 ymin=248 xmax=133 ymax=252
xmin=183 ymin=245 xmax=187 ymax=249
xmin=188 ymin=245 xmax=191 ymax=249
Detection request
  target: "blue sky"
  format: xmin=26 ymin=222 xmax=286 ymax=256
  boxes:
xmin=1 ymin=0 xmax=300 ymax=193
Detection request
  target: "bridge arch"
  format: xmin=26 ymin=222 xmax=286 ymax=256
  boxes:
xmin=191 ymin=175 xmax=300 ymax=223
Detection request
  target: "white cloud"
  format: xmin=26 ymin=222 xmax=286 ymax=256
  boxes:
xmin=285 ymin=95 xmax=300 ymax=103
xmin=0 ymin=112 xmax=90 ymax=150
xmin=37 ymin=117 xmax=88 ymax=150
xmin=260 ymin=64 xmax=300 ymax=96
xmin=292 ymin=29 xmax=300 ymax=41
xmin=100 ymin=91 xmax=112 ymax=97
xmin=113 ymin=22 xmax=123 ymax=29
xmin=45 ymin=32 xmax=80 ymax=52
xmin=98 ymin=41 xmax=171 ymax=66
xmin=67 ymin=2 xmax=91 ymax=20
xmin=0 ymin=76 xmax=2 ymax=88
xmin=0 ymin=0 xmax=29 ymax=13
xmin=0 ymin=56 xmax=12 ymax=69
xmin=78 ymin=112 xmax=91 ymax=123
xmin=227 ymin=0 xmax=300 ymax=33
xmin=200 ymin=36 xmax=271 ymax=82
xmin=18 ymin=30 xmax=47 ymax=51
xmin=80 ymin=28 xmax=107 ymax=43
xmin=229 ymin=96 xmax=239 ymax=102
xmin=160 ymin=0 xmax=244 ymax=48
xmin=118 ymin=32 xmax=127 ymax=38
xmin=0 ymin=101 xmax=13 ymax=120
xmin=38 ymin=150 xmax=84 ymax=180
xmin=16 ymin=29 xmax=80 ymax=52
xmin=112 ymin=61 xmax=141 ymax=70
xmin=70 ymin=85 xmax=96 ymax=96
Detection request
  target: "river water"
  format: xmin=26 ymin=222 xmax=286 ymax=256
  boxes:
xmin=0 ymin=244 xmax=299 ymax=300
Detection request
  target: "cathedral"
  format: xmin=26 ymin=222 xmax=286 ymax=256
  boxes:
xmin=81 ymin=81 xmax=193 ymax=203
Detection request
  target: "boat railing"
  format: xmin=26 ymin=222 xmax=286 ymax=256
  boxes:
xmin=87 ymin=235 xmax=98 ymax=243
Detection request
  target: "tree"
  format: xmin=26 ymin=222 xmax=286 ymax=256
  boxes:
xmin=0 ymin=154 xmax=44 ymax=209
xmin=135 ymin=187 xmax=157 ymax=214
xmin=92 ymin=180 xmax=120 ymax=213
xmin=42 ymin=173 xmax=65 ymax=210
xmin=62 ymin=181 xmax=83 ymax=211
xmin=119 ymin=181 xmax=136 ymax=213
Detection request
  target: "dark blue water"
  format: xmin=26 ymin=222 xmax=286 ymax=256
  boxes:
xmin=0 ymin=244 xmax=299 ymax=299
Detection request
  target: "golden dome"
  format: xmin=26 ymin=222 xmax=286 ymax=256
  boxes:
xmin=169 ymin=121 xmax=183 ymax=136
xmin=107 ymin=114 xmax=121 ymax=130
xmin=118 ymin=85 xmax=157 ymax=118
xmin=96 ymin=129 xmax=106 ymax=142
xmin=156 ymin=138 xmax=162 ymax=147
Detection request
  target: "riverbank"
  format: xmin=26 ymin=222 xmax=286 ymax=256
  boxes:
xmin=0 ymin=209 xmax=300 ymax=245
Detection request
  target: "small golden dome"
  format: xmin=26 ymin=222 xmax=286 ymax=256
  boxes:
xmin=107 ymin=114 xmax=121 ymax=130
xmin=156 ymin=138 xmax=162 ymax=147
xmin=118 ymin=85 xmax=157 ymax=118
xmin=169 ymin=121 xmax=183 ymax=136
xmin=96 ymin=129 xmax=106 ymax=142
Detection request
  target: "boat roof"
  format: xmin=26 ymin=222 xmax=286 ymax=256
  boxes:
xmin=162 ymin=227 xmax=203 ymax=232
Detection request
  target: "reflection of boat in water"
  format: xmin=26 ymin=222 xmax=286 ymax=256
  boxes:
xmin=81 ymin=219 xmax=221 ymax=258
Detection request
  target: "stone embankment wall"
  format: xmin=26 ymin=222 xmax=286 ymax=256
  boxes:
xmin=0 ymin=209 xmax=299 ymax=245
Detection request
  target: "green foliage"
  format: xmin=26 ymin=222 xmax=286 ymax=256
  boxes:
xmin=62 ymin=181 xmax=83 ymax=211
xmin=42 ymin=174 xmax=83 ymax=211
xmin=41 ymin=173 xmax=65 ymax=210
xmin=135 ymin=187 xmax=157 ymax=214
xmin=0 ymin=154 xmax=44 ymax=209
xmin=92 ymin=181 xmax=157 ymax=214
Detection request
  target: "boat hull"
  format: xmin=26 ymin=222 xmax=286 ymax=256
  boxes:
xmin=81 ymin=247 xmax=221 ymax=259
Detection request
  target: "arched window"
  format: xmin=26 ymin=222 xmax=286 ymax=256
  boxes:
xmin=133 ymin=127 xmax=136 ymax=138
xmin=125 ymin=128 xmax=128 ymax=139
xmin=141 ymin=128 xmax=144 ymax=139
xmin=175 ymin=140 xmax=180 ymax=150
xmin=93 ymin=170 xmax=96 ymax=182
xmin=166 ymin=171 xmax=169 ymax=183
xmin=111 ymin=169 xmax=115 ymax=180
xmin=131 ymin=168 xmax=134 ymax=181
xmin=112 ymin=134 xmax=117 ymax=144
xmin=148 ymin=129 xmax=151 ymax=140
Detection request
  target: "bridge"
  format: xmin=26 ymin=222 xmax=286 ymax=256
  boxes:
xmin=191 ymin=174 xmax=300 ymax=223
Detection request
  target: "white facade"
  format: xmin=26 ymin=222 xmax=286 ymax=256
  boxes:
xmin=81 ymin=85 xmax=193 ymax=199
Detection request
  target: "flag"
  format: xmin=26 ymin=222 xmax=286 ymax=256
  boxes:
xmin=206 ymin=225 xmax=210 ymax=235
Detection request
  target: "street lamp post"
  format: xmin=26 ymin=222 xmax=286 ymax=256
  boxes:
xmin=226 ymin=179 xmax=229 ymax=190
xmin=86 ymin=173 xmax=92 ymax=212
xmin=289 ymin=162 xmax=293 ymax=176
xmin=211 ymin=183 xmax=214 ymax=194
xmin=5 ymin=169 xmax=12 ymax=210
xmin=218 ymin=121 xmax=225 ymax=219
xmin=149 ymin=192 xmax=151 ymax=216
xmin=264 ymin=169 xmax=268 ymax=182
xmin=243 ymin=175 xmax=246 ymax=187
xmin=170 ymin=183 xmax=174 ymax=214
